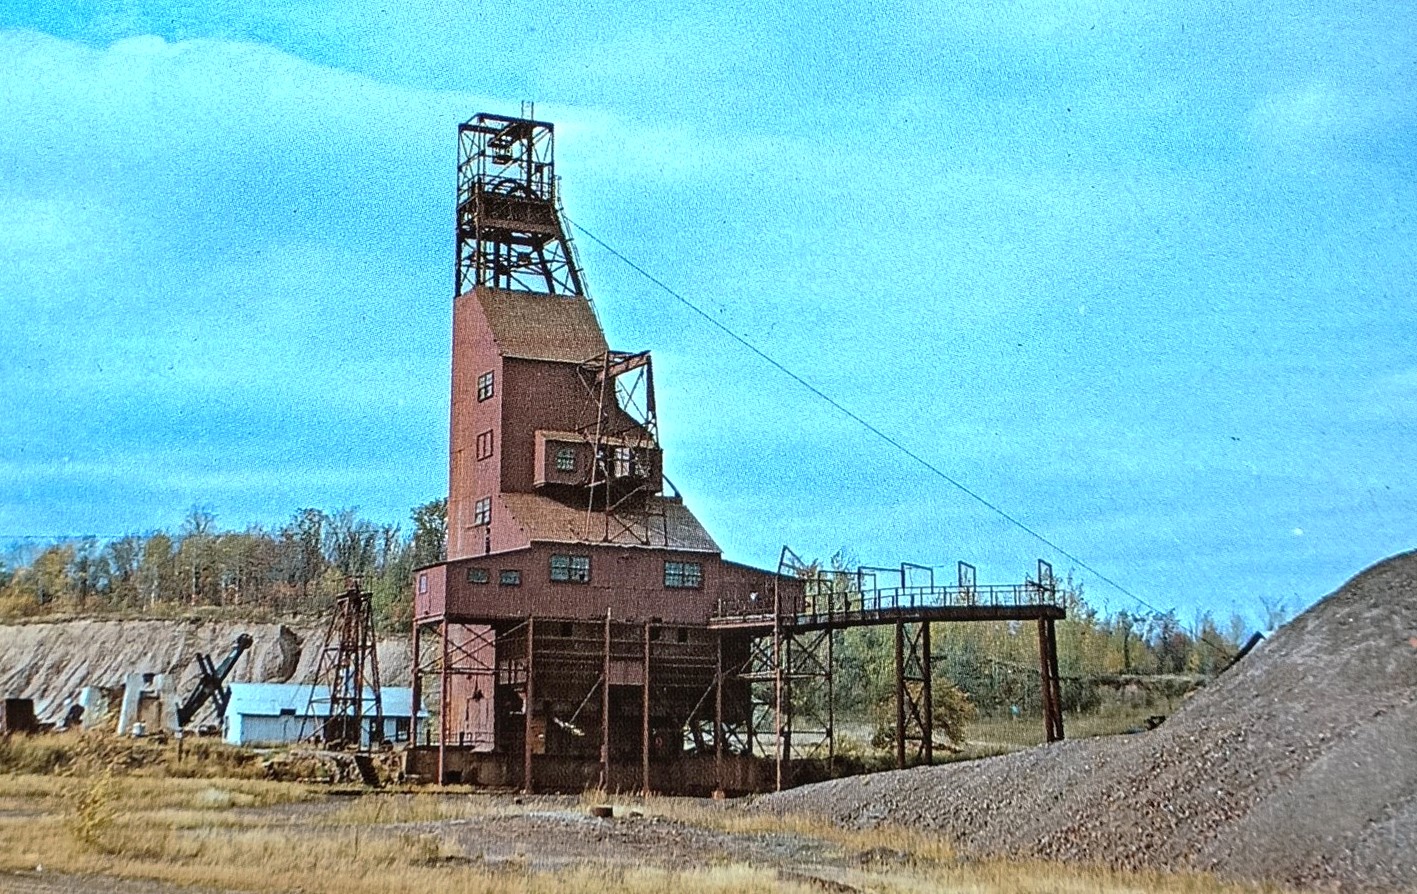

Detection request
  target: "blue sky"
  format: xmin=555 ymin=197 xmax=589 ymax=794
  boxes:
xmin=1 ymin=1 xmax=1413 ymax=626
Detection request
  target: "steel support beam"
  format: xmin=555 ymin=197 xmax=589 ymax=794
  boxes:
xmin=523 ymin=617 xmax=535 ymax=793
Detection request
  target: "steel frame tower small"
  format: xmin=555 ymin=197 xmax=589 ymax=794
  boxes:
xmin=303 ymin=580 xmax=384 ymax=748
xmin=456 ymin=113 xmax=585 ymax=297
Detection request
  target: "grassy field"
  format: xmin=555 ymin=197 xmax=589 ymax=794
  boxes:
xmin=0 ymin=744 xmax=1289 ymax=894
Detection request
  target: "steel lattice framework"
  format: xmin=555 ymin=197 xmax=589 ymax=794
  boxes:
xmin=456 ymin=113 xmax=586 ymax=296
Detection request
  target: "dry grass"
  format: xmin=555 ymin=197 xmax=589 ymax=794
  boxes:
xmin=0 ymin=773 xmax=1290 ymax=894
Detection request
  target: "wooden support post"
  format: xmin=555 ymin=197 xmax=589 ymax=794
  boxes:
xmin=438 ymin=618 xmax=449 ymax=784
xmin=523 ymin=618 xmax=535 ymax=793
xmin=714 ymin=633 xmax=724 ymax=796
xmin=642 ymin=621 xmax=652 ymax=796
xmin=1045 ymin=617 xmax=1065 ymax=741
xmin=773 ymin=603 xmax=785 ymax=792
xmin=410 ymin=619 xmax=422 ymax=759
xmin=894 ymin=620 xmax=906 ymax=770
xmin=921 ymin=621 xmax=933 ymax=765
xmin=1038 ymin=617 xmax=1064 ymax=743
xmin=601 ymin=610 xmax=611 ymax=791
xmin=826 ymin=628 xmax=835 ymax=774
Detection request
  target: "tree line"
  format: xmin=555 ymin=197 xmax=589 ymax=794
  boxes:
xmin=0 ymin=501 xmax=447 ymax=629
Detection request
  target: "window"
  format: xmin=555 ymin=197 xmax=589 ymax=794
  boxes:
xmin=555 ymin=446 xmax=576 ymax=472
xmin=664 ymin=561 xmax=703 ymax=589
xmin=613 ymin=446 xmax=633 ymax=477
xmin=476 ymin=370 xmax=495 ymax=401
xmin=467 ymin=567 xmax=490 ymax=584
xmin=473 ymin=497 xmax=491 ymax=526
xmin=476 ymin=429 xmax=494 ymax=461
xmin=499 ymin=569 xmax=521 ymax=586
xmin=418 ymin=573 xmax=428 ymax=594
xmin=550 ymin=554 xmax=591 ymax=583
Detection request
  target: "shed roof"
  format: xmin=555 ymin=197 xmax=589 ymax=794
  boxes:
xmin=500 ymin=492 xmax=719 ymax=552
xmin=226 ymin=683 xmax=423 ymax=718
xmin=472 ymin=287 xmax=608 ymax=363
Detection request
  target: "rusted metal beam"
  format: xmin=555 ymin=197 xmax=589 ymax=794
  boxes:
xmin=921 ymin=621 xmax=933 ymax=765
xmin=523 ymin=617 xmax=535 ymax=793
xmin=601 ymin=609 xmax=611 ymax=790
xmin=714 ymin=633 xmax=724 ymax=796
xmin=642 ymin=621 xmax=652 ymax=796
xmin=439 ymin=617 xmax=449 ymax=784
xmin=894 ymin=620 xmax=906 ymax=770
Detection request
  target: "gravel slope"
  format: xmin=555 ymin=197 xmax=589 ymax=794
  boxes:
xmin=758 ymin=549 xmax=1417 ymax=892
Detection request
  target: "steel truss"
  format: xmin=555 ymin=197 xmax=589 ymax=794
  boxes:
xmin=456 ymin=113 xmax=586 ymax=296
xmin=302 ymin=580 xmax=383 ymax=749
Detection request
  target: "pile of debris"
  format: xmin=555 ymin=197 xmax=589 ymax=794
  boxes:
xmin=759 ymin=550 xmax=1417 ymax=891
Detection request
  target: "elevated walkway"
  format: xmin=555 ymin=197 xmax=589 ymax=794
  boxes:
xmin=709 ymin=582 xmax=1066 ymax=632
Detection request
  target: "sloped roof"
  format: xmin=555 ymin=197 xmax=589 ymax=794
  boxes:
xmin=500 ymin=492 xmax=719 ymax=552
xmin=472 ymin=287 xmax=608 ymax=363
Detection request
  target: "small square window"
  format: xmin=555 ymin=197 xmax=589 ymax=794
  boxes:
xmin=476 ymin=430 xmax=494 ymax=461
xmin=473 ymin=497 xmax=492 ymax=526
xmin=476 ymin=371 xmax=495 ymax=401
xmin=664 ymin=561 xmax=703 ymax=589
xmin=499 ymin=569 xmax=521 ymax=586
xmin=550 ymin=554 xmax=591 ymax=583
xmin=467 ymin=567 xmax=490 ymax=584
xmin=555 ymin=446 xmax=576 ymax=472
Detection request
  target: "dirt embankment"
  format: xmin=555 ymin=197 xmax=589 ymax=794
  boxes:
xmin=758 ymin=550 xmax=1417 ymax=892
xmin=0 ymin=618 xmax=411 ymax=721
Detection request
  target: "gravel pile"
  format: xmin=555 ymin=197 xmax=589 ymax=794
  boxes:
xmin=758 ymin=550 xmax=1417 ymax=891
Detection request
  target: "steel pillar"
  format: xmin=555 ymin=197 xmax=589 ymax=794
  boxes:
xmin=1038 ymin=617 xmax=1064 ymax=742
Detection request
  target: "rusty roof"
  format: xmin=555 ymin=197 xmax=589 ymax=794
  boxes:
xmin=472 ymin=287 xmax=608 ymax=363
xmin=499 ymin=492 xmax=719 ymax=552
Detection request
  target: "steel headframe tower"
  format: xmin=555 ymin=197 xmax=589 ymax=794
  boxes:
xmin=304 ymin=580 xmax=384 ymax=749
xmin=456 ymin=113 xmax=586 ymax=297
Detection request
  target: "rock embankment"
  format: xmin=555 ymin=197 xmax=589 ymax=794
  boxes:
xmin=758 ymin=550 xmax=1417 ymax=892
xmin=0 ymin=618 xmax=411 ymax=721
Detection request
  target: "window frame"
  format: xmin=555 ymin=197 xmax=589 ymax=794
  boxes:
xmin=499 ymin=569 xmax=522 ymax=587
xmin=475 ymin=429 xmax=494 ymax=461
xmin=554 ymin=446 xmax=576 ymax=472
xmin=664 ymin=560 xmax=704 ymax=589
xmin=550 ymin=553 xmax=591 ymax=584
xmin=472 ymin=497 xmax=492 ymax=526
xmin=467 ymin=567 xmax=490 ymax=585
xmin=476 ymin=370 xmax=495 ymax=402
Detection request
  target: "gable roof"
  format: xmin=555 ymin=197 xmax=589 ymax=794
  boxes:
xmin=499 ymin=492 xmax=719 ymax=552
xmin=471 ymin=287 xmax=608 ymax=363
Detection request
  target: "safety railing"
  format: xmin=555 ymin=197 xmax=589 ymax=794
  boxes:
xmin=712 ymin=581 xmax=1063 ymax=626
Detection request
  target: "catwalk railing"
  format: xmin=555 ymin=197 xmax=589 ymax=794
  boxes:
xmin=710 ymin=582 xmax=1066 ymax=631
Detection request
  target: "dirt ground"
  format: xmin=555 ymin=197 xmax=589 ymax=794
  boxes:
xmin=0 ymin=791 xmax=898 ymax=894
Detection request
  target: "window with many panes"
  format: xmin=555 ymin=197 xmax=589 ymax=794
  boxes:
xmin=555 ymin=446 xmax=576 ymax=472
xmin=664 ymin=561 xmax=703 ymax=589
xmin=475 ymin=429 xmax=494 ymax=461
xmin=476 ymin=371 xmax=494 ymax=401
xmin=550 ymin=554 xmax=591 ymax=583
xmin=473 ymin=497 xmax=491 ymax=526
xmin=499 ymin=569 xmax=521 ymax=586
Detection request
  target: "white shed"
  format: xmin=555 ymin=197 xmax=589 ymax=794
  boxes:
xmin=223 ymin=683 xmax=423 ymax=747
